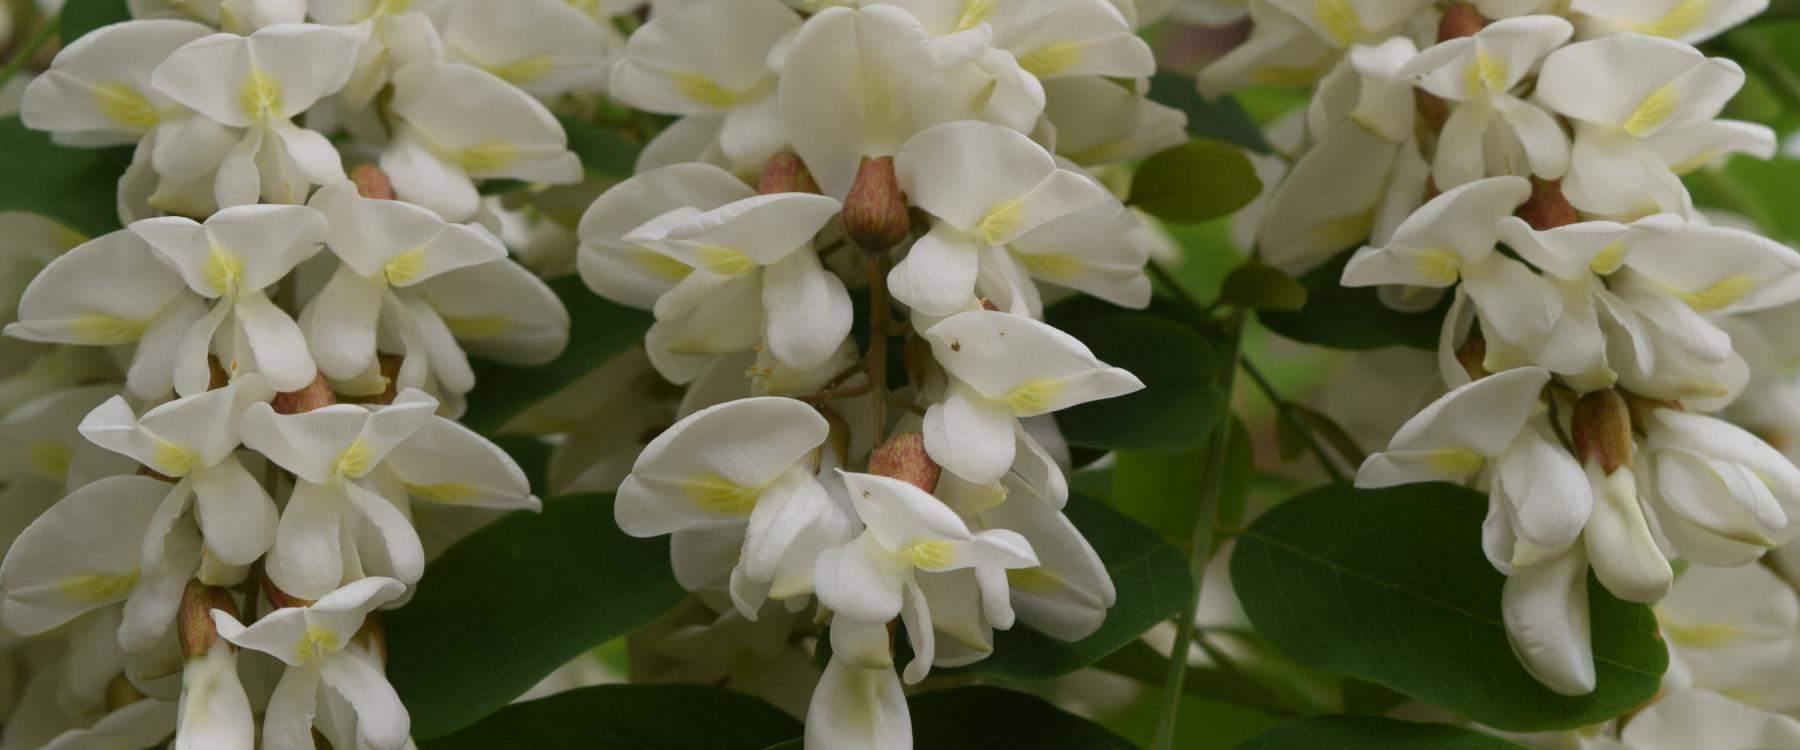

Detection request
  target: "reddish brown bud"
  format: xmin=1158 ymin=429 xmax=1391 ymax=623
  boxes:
xmin=1516 ymin=178 xmax=1580 ymax=231
xmin=351 ymin=164 xmax=396 ymax=201
xmin=1572 ymin=389 xmax=1634 ymax=474
xmin=759 ymin=153 xmax=821 ymax=195
xmin=843 ymin=156 xmax=910 ymax=253
xmin=1437 ymin=3 xmax=1489 ymax=41
xmin=1455 ymin=337 xmax=1487 ymax=382
xmin=1415 ymin=89 xmax=1450 ymax=134
xmin=179 ymin=581 xmax=238 ymax=659
xmin=208 ymin=357 xmax=230 ymax=391
xmin=262 ymin=576 xmax=314 ymax=610
xmin=868 ymin=432 xmax=941 ymax=494
xmin=1421 ymin=177 xmax=1441 ymax=205
xmin=273 ymin=373 xmax=339 ymax=414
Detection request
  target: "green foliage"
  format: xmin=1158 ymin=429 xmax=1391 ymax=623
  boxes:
xmin=1219 ymin=261 xmax=1308 ymax=312
xmin=386 ymin=494 xmax=687 ymax=739
xmin=909 ymin=686 xmax=1136 ymax=749
xmin=422 ymin=684 xmax=801 ymax=750
xmin=459 ymin=275 xmax=653 ymax=434
xmin=556 ymin=114 xmax=643 ymax=179
xmin=1685 ymin=154 xmax=1800 ymax=243
xmin=0 ymin=117 xmax=132 ymax=238
xmin=59 ymin=0 xmax=133 ymax=44
xmin=1258 ymin=250 xmax=1448 ymax=350
xmin=1129 ymin=139 xmax=1263 ymax=224
xmin=1047 ymin=299 xmax=1228 ymax=452
xmin=1111 ymin=416 xmax=1251 ymax=543
xmin=1234 ymin=715 xmax=1527 ymax=749
xmin=1146 ymin=71 xmax=1272 ymax=153
xmin=1231 ymin=483 xmax=1667 ymax=732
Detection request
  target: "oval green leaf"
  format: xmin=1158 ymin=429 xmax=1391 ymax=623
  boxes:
xmin=1257 ymin=250 xmax=1447 ymax=351
xmin=0 ymin=117 xmax=132 ymax=238
xmin=1231 ymin=483 xmax=1666 ymax=732
xmin=1145 ymin=71 xmax=1271 ymax=153
xmin=421 ymin=684 xmax=800 ymax=750
xmin=910 ymin=686 xmax=1135 ymax=749
xmin=60 ymin=0 xmax=132 ymax=44
xmin=386 ymin=494 xmax=687 ymax=739
xmin=1129 ymin=138 xmax=1262 ymax=224
xmin=1047 ymin=302 xmax=1227 ymax=453
xmin=1234 ymin=715 xmax=1527 ymax=749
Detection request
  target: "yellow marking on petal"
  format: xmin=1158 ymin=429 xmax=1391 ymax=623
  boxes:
xmin=1018 ymin=42 xmax=1083 ymax=78
xmin=1315 ymin=0 xmax=1364 ymax=45
xmin=202 ymin=245 xmax=245 ymax=296
xmin=1413 ymin=249 xmax=1461 ymax=285
xmin=633 ymin=248 xmax=693 ymax=282
xmin=153 ymin=438 xmax=198 ymax=477
xmin=29 ymin=441 xmax=73 ymax=479
xmin=1589 ymin=241 xmax=1627 ymax=275
xmin=92 ymin=84 xmax=162 ymax=131
xmin=902 ymin=540 xmax=956 ymax=570
xmin=1007 ymin=566 xmax=1064 ymax=593
xmin=295 ymin=626 xmax=337 ymax=663
xmin=334 ymin=437 xmax=375 ymax=478
xmin=444 ymin=315 xmax=515 ymax=338
xmin=366 ymin=0 xmax=412 ymax=18
xmin=1004 ymin=378 xmax=1065 ymax=414
xmin=1059 ymin=140 xmax=1128 ymax=165
xmin=954 ymin=0 xmax=996 ymax=31
xmin=59 ymin=569 xmax=140 ymax=604
xmin=1668 ymin=149 xmax=1725 ymax=175
xmin=383 ymin=247 xmax=428 ymax=285
xmin=697 ymin=245 xmax=756 ymax=276
xmin=1680 ymin=275 xmax=1756 ymax=311
xmin=459 ymin=141 xmax=519 ymax=173
xmin=1427 ymin=447 xmax=1484 ymax=475
xmin=1465 ymin=52 xmax=1507 ymax=94
xmin=238 ymin=67 xmax=284 ymax=121
xmin=72 ymin=314 xmax=147 ymax=344
xmin=682 ymin=473 xmax=762 ymax=516
xmin=674 ymin=73 xmax=743 ymax=108
xmin=1662 ymin=620 xmax=1738 ymax=648
xmin=974 ymin=199 xmax=1024 ymax=246
xmin=486 ymin=56 xmax=556 ymax=85
xmin=1636 ymin=0 xmax=1708 ymax=38
xmin=406 ymin=482 xmax=480 ymax=503
xmin=1009 ymin=249 xmax=1085 ymax=280
xmin=1624 ymin=84 xmax=1677 ymax=137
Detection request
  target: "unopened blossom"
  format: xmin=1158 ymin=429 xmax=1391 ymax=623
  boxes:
xmin=1640 ymin=407 xmax=1800 ymax=565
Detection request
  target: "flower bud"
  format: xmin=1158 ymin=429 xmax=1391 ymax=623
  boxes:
xmin=868 ymin=432 xmax=941 ymax=494
xmin=759 ymin=153 xmax=821 ymax=195
xmin=1416 ymin=89 xmax=1449 ymax=134
xmin=273 ymin=373 xmax=339 ymax=414
xmin=1455 ymin=337 xmax=1487 ymax=382
xmin=1572 ymin=389 xmax=1634 ymax=475
xmin=208 ymin=357 xmax=230 ymax=391
xmin=1437 ymin=3 xmax=1488 ymax=41
xmin=262 ymin=575 xmax=314 ymax=610
xmin=351 ymin=164 xmax=397 ymax=200
xmin=1515 ymin=178 xmax=1579 ymax=231
xmin=179 ymin=581 xmax=238 ymax=661
xmin=843 ymin=156 xmax=909 ymax=253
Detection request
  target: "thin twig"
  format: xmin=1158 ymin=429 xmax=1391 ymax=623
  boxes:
xmin=1242 ymin=359 xmax=1348 ymax=484
xmin=886 ymin=394 xmax=926 ymax=416
xmin=0 ymin=14 xmax=57 ymax=93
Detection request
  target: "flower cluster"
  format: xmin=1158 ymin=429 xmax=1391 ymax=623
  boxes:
xmin=578 ymin=0 xmax=1184 ymax=745
xmin=1206 ymin=0 xmax=1800 ymax=698
xmin=0 ymin=0 xmax=602 ymax=746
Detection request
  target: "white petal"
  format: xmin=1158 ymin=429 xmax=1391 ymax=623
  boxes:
xmin=194 ymin=455 xmax=279 ymax=566
xmin=923 ymin=382 xmax=1017 ymax=484
xmin=0 ymin=476 xmax=166 ymax=635
xmin=319 ymin=651 xmax=410 ymax=750
xmin=1502 ymin=547 xmax=1596 ymax=696
xmin=762 ymin=249 xmax=852 ymax=371
xmin=1584 ymin=466 xmax=1672 ymax=602
xmin=888 ymin=223 xmax=982 ymax=317
xmin=805 ymin=657 xmax=911 ymax=750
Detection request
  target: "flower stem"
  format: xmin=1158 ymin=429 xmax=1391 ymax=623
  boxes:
xmin=1241 ymin=360 xmax=1349 ymax=484
xmin=865 ymin=250 xmax=890 ymax=440
xmin=1151 ymin=308 xmax=1245 ymax=750
xmin=0 ymin=14 xmax=57 ymax=93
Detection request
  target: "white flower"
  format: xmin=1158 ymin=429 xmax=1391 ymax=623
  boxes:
xmin=1611 ymin=688 xmax=1800 ymax=749
xmin=21 ymin=20 xmax=212 ymax=148
xmin=1640 ymin=408 xmax=1800 ymax=565
xmin=438 ymin=0 xmax=612 ymax=100
xmin=805 ymin=656 xmax=910 ymax=750
xmin=130 ymin=0 xmax=306 ymax=34
xmin=891 ymin=121 xmax=1114 ymax=316
xmin=176 ymin=636 xmax=253 ymax=750
xmin=1356 ymin=366 xmax=1549 ymax=489
xmin=1481 ymin=416 xmax=1593 ymax=575
xmin=1607 ymin=222 xmax=1800 ymax=370
xmin=130 ymin=203 xmax=328 ymax=395
xmin=889 ymin=0 xmax=1156 ymax=80
xmin=1658 ymin=563 xmax=1800 ymax=711
xmin=306 ymin=0 xmax=446 ymax=111
xmin=577 ymin=163 xmax=756 ymax=310
xmin=921 ymin=310 xmax=1143 ymax=484
xmin=379 ymin=61 xmax=583 ymax=221
xmin=149 ymin=23 xmax=361 ymax=207
xmin=951 ymin=473 xmax=1115 ymax=641
xmin=1040 ymin=75 xmax=1186 ymax=166
xmin=1570 ymin=0 xmax=1769 ymax=44
xmin=211 ymin=577 xmax=410 ymax=750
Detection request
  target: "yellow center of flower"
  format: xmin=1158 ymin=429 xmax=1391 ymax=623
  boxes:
xmin=334 ymin=437 xmax=375 ymax=478
xmin=59 ymin=569 xmax=140 ymax=604
xmin=1680 ymin=275 xmax=1755 ymax=311
xmin=1661 ymin=620 xmax=1738 ymax=648
xmin=1004 ymin=378 xmax=1064 ymax=414
xmin=443 ymin=315 xmax=515 ymax=338
xmin=955 ymin=0 xmax=996 ymax=31
xmin=1009 ymin=249 xmax=1084 ymax=280
xmin=153 ymin=438 xmax=198 ymax=477
xmin=203 ymin=245 xmax=246 ymax=296
xmin=1316 ymin=0 xmax=1364 ymax=45
xmin=1413 ymin=250 xmax=1461 ymax=285
xmin=92 ymin=84 xmax=161 ymax=130
xmin=634 ymin=249 xmax=693 ymax=282
xmin=698 ymin=245 xmax=757 ymax=276
xmin=683 ymin=473 xmax=762 ymax=516
xmin=902 ymin=540 xmax=957 ymax=570
xmin=1018 ymin=42 xmax=1084 ymax=78
xmin=1589 ymin=241 xmax=1627 ymax=275
xmin=1636 ymin=0 xmax=1708 ymax=38
xmin=975 ymin=200 xmax=1024 ymax=246
xmin=1465 ymin=52 xmax=1507 ymax=93
xmin=71 ymin=315 xmax=147 ymax=344
xmin=1007 ymin=567 xmax=1064 ymax=593
xmin=1427 ymin=447 xmax=1484 ymax=476
xmin=675 ymin=73 xmax=743 ymax=108
xmin=1624 ymin=84 xmax=1677 ymax=137
xmin=296 ymin=626 xmax=337 ymax=662
xmin=459 ymin=141 xmax=519 ymax=173
xmin=238 ymin=68 xmax=284 ymax=121
xmin=384 ymin=248 xmax=428 ymax=285
xmin=487 ymin=56 xmax=555 ymax=85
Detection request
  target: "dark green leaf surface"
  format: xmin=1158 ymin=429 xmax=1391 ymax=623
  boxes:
xmin=60 ymin=0 xmax=132 ymax=44
xmin=1219 ymin=261 xmax=1308 ymax=312
xmin=1111 ymin=416 xmax=1251 ymax=543
xmin=556 ymin=114 xmax=643 ymax=179
xmin=1146 ymin=71 xmax=1271 ymax=153
xmin=1231 ymin=483 xmax=1666 ymax=732
xmin=387 ymin=494 xmax=686 ymax=739
xmin=910 ymin=686 xmax=1135 ymax=749
xmin=1129 ymin=139 xmax=1262 ymax=224
xmin=940 ymin=492 xmax=1191 ymax=680
xmin=0 ymin=117 xmax=132 ymax=238
xmin=1049 ymin=304 xmax=1226 ymax=452
xmin=1258 ymin=250 xmax=1448 ymax=350
xmin=1234 ymin=715 xmax=1526 ymax=749
xmin=459 ymin=275 xmax=653 ymax=434
xmin=422 ymin=684 xmax=800 ymax=750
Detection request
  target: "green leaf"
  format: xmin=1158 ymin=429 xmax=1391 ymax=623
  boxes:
xmin=1231 ymin=483 xmax=1666 ymax=732
xmin=1047 ymin=302 xmax=1227 ymax=452
xmin=1128 ymin=139 xmax=1263 ymax=224
xmin=421 ymin=684 xmax=800 ymax=750
xmin=386 ymin=494 xmax=687 ymax=739
xmin=1219 ymin=261 xmax=1308 ymax=312
xmin=1146 ymin=71 xmax=1272 ymax=153
xmin=59 ymin=0 xmax=132 ymax=44
xmin=0 ymin=117 xmax=132 ymax=238
xmin=939 ymin=492 xmax=1192 ymax=679
xmin=458 ymin=275 xmax=653 ymax=434
xmin=910 ymin=686 xmax=1135 ymax=749
xmin=556 ymin=114 xmax=643 ymax=179
xmin=1111 ymin=416 xmax=1251 ymax=543
xmin=1257 ymin=249 xmax=1448 ymax=350
xmin=1234 ymin=715 xmax=1527 ymax=749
